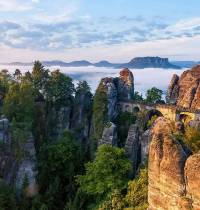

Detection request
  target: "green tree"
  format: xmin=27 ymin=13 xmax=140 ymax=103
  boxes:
xmin=134 ymin=91 xmax=143 ymax=102
xmin=92 ymin=81 xmax=108 ymax=141
xmin=145 ymin=87 xmax=163 ymax=104
xmin=3 ymin=81 xmax=35 ymax=123
xmin=13 ymin=69 xmax=22 ymax=81
xmin=45 ymin=70 xmax=74 ymax=107
xmin=98 ymin=167 xmax=148 ymax=210
xmin=124 ymin=167 xmax=148 ymax=210
xmin=115 ymin=112 xmax=136 ymax=147
xmin=37 ymin=131 xmax=80 ymax=210
xmin=0 ymin=180 xmax=17 ymax=210
xmin=0 ymin=69 xmax=12 ymax=97
xmin=76 ymin=145 xmax=132 ymax=209
xmin=32 ymin=61 xmax=49 ymax=92
xmin=76 ymin=81 xmax=91 ymax=95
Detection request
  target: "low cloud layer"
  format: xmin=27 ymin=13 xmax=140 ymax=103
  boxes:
xmin=0 ymin=65 xmax=186 ymax=95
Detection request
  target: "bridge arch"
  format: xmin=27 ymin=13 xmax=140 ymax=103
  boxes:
xmin=179 ymin=112 xmax=194 ymax=124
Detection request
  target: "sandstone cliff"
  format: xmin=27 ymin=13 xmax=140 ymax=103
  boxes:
xmin=101 ymin=68 xmax=134 ymax=121
xmin=148 ymin=117 xmax=200 ymax=210
xmin=167 ymin=65 xmax=200 ymax=110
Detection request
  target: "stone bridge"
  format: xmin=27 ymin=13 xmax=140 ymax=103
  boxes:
xmin=119 ymin=101 xmax=200 ymax=122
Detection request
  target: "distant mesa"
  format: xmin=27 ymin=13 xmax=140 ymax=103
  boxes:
xmin=119 ymin=56 xmax=181 ymax=69
xmin=1 ymin=56 xmax=184 ymax=69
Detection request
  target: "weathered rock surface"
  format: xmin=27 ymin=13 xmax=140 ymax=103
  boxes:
xmin=148 ymin=117 xmax=200 ymax=210
xmin=185 ymin=153 xmax=200 ymax=210
xmin=98 ymin=122 xmax=117 ymax=146
xmin=140 ymin=129 xmax=151 ymax=164
xmin=102 ymin=77 xmax=118 ymax=121
xmin=166 ymin=74 xmax=180 ymax=104
xmin=71 ymin=90 xmax=92 ymax=140
xmin=118 ymin=68 xmax=134 ymax=100
xmin=125 ymin=124 xmax=140 ymax=174
xmin=15 ymin=134 xmax=38 ymax=197
xmin=167 ymin=65 xmax=200 ymax=110
xmin=100 ymin=68 xmax=134 ymax=122
xmin=0 ymin=119 xmax=38 ymax=197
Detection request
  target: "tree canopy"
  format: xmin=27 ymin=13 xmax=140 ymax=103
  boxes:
xmin=145 ymin=87 xmax=163 ymax=104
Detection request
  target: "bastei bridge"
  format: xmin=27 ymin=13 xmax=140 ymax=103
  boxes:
xmin=119 ymin=101 xmax=200 ymax=123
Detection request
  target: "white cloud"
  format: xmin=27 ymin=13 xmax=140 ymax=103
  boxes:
xmin=0 ymin=0 xmax=33 ymax=11
xmin=167 ymin=17 xmax=200 ymax=32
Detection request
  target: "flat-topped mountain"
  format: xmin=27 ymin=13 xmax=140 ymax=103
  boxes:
xmin=120 ymin=56 xmax=181 ymax=69
xmin=1 ymin=56 xmax=182 ymax=69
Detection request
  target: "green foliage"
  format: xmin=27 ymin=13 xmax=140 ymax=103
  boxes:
xmin=0 ymin=180 xmax=17 ymax=210
xmin=184 ymin=126 xmax=200 ymax=152
xmin=92 ymin=81 xmax=108 ymax=145
xmin=115 ymin=112 xmax=136 ymax=147
xmin=145 ymin=87 xmax=163 ymax=104
xmin=124 ymin=167 xmax=148 ymax=209
xmin=32 ymin=61 xmax=49 ymax=92
xmin=45 ymin=70 xmax=74 ymax=108
xmin=0 ymin=69 xmax=12 ymax=97
xmin=98 ymin=167 xmax=148 ymax=210
xmin=175 ymin=126 xmax=200 ymax=153
xmin=37 ymin=131 xmax=80 ymax=210
xmin=146 ymin=115 xmax=158 ymax=128
xmin=13 ymin=69 xmax=22 ymax=81
xmin=3 ymin=81 xmax=35 ymax=124
xmin=133 ymin=91 xmax=143 ymax=102
xmin=10 ymin=120 xmax=30 ymax=161
xmin=76 ymin=80 xmax=91 ymax=95
xmin=76 ymin=145 xmax=132 ymax=209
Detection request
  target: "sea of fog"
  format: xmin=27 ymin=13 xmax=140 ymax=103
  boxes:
xmin=0 ymin=65 xmax=187 ymax=96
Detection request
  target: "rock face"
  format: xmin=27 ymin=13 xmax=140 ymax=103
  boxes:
xmin=148 ymin=117 xmax=200 ymax=210
xmin=140 ymin=129 xmax=151 ymax=164
xmin=166 ymin=74 xmax=180 ymax=104
xmin=98 ymin=68 xmax=134 ymax=123
xmin=167 ymin=65 xmax=200 ymax=110
xmin=185 ymin=153 xmax=200 ymax=209
xmin=120 ymin=57 xmax=180 ymax=69
xmin=15 ymin=134 xmax=38 ymax=197
xmin=102 ymin=77 xmax=118 ymax=121
xmin=98 ymin=122 xmax=117 ymax=146
xmin=71 ymin=90 xmax=92 ymax=141
xmin=118 ymin=68 xmax=134 ymax=100
xmin=0 ymin=118 xmax=38 ymax=197
xmin=125 ymin=124 xmax=140 ymax=175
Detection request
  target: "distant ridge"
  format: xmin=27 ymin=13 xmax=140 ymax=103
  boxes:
xmin=0 ymin=57 xmax=187 ymax=69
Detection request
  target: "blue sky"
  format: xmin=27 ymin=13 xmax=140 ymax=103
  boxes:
xmin=0 ymin=0 xmax=200 ymax=62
